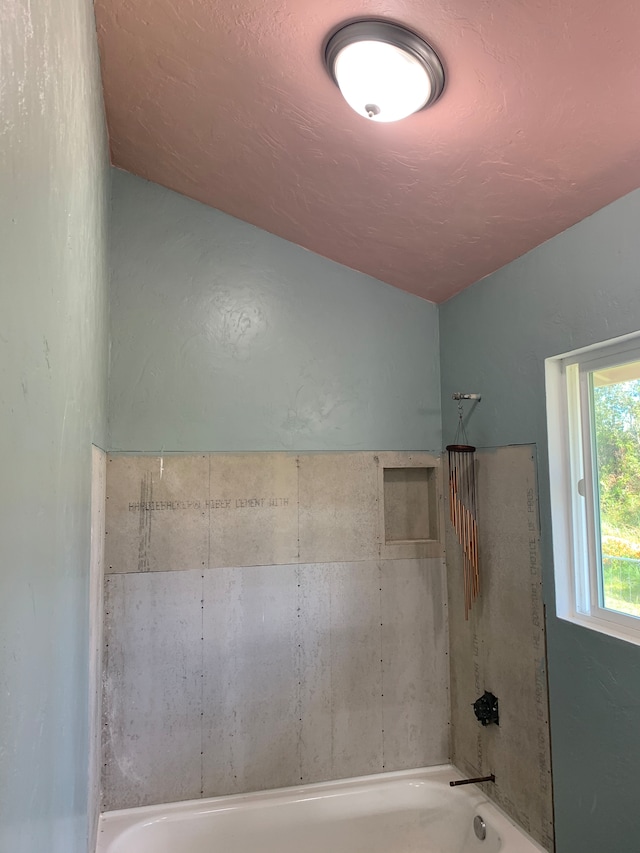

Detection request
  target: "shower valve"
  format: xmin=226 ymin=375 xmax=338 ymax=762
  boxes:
xmin=473 ymin=691 xmax=499 ymax=726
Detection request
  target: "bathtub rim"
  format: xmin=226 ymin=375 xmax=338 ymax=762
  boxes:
xmin=97 ymin=763 xmax=548 ymax=853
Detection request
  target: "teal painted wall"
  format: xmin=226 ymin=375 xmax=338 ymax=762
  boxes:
xmin=108 ymin=169 xmax=441 ymax=453
xmin=0 ymin=1 xmax=109 ymax=851
xmin=440 ymin=188 xmax=640 ymax=853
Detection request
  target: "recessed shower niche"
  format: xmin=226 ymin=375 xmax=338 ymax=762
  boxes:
xmin=383 ymin=466 xmax=439 ymax=543
xmin=376 ymin=453 xmax=443 ymax=560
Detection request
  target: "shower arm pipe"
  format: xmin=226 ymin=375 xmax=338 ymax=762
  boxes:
xmin=452 ymin=393 xmax=481 ymax=401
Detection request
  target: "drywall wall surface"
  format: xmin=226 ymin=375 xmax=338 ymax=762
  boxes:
xmin=107 ymin=169 xmax=441 ymax=453
xmin=88 ymin=448 xmax=107 ymax=850
xmin=447 ymin=446 xmax=553 ymax=851
xmin=102 ymin=451 xmax=449 ymax=809
xmin=0 ymin=2 xmax=109 ymax=852
xmin=440 ymin=188 xmax=640 ymax=451
xmin=440 ymin=189 xmax=640 ymax=853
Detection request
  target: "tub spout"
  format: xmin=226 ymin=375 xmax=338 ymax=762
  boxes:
xmin=449 ymin=774 xmax=495 ymax=787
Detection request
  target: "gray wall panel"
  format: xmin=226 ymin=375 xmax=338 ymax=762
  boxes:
xmin=102 ymin=451 xmax=450 ymax=808
xmin=295 ymin=563 xmax=333 ymax=783
xmin=102 ymin=571 xmax=203 ymax=810
xmin=381 ymin=559 xmax=450 ymax=769
xmin=202 ymin=565 xmax=299 ymax=795
xmin=326 ymin=562 xmax=385 ymax=778
xmin=298 ymin=455 xmax=380 ymax=564
xmin=103 ymin=559 xmax=449 ymax=807
xmin=105 ymin=455 xmax=209 ymax=573
xmin=447 ymin=445 xmax=553 ymax=850
xmin=105 ymin=451 xmax=444 ymax=573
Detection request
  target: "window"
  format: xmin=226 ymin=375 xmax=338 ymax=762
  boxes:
xmin=547 ymin=333 xmax=640 ymax=645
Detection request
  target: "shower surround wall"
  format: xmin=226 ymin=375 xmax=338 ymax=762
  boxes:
xmin=446 ymin=445 xmax=553 ymax=851
xmin=102 ymin=451 xmax=449 ymax=809
xmin=440 ymin=189 xmax=640 ymax=853
xmin=104 ymin=170 xmax=445 ymax=811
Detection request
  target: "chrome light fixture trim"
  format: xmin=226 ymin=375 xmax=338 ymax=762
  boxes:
xmin=324 ymin=20 xmax=445 ymax=119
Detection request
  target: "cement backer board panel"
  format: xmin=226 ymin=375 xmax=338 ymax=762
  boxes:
xmin=102 ymin=570 xmax=203 ymax=810
xmin=446 ymin=445 xmax=553 ymax=851
xmin=106 ymin=452 xmax=445 ymax=573
xmin=295 ymin=562 xmax=333 ymax=783
xmin=208 ymin=453 xmax=299 ymax=568
xmin=102 ymin=451 xmax=450 ymax=807
xmin=380 ymin=558 xmax=450 ymax=769
xmin=102 ymin=558 xmax=449 ymax=807
xmin=201 ymin=560 xmax=386 ymax=793
xmin=294 ymin=450 xmax=445 ymax=563
xmin=325 ymin=561 xmax=385 ymax=779
xmin=201 ymin=563 xmax=299 ymax=795
xmin=105 ymin=454 xmax=209 ymax=573
xmin=297 ymin=454 xmax=380 ymax=564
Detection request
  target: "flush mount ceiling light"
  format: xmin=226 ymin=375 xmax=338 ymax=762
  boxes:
xmin=324 ymin=20 xmax=445 ymax=123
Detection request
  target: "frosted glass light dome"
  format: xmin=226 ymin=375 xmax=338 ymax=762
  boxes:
xmin=325 ymin=21 xmax=445 ymax=123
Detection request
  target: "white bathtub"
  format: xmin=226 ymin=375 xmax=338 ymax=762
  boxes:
xmin=96 ymin=765 xmax=548 ymax=853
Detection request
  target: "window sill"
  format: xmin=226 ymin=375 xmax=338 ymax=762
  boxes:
xmin=557 ymin=610 xmax=640 ymax=648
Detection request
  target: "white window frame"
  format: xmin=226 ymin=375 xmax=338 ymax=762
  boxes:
xmin=546 ymin=330 xmax=640 ymax=647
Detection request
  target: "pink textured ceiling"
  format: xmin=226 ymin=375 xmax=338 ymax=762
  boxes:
xmin=95 ymin=0 xmax=640 ymax=303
